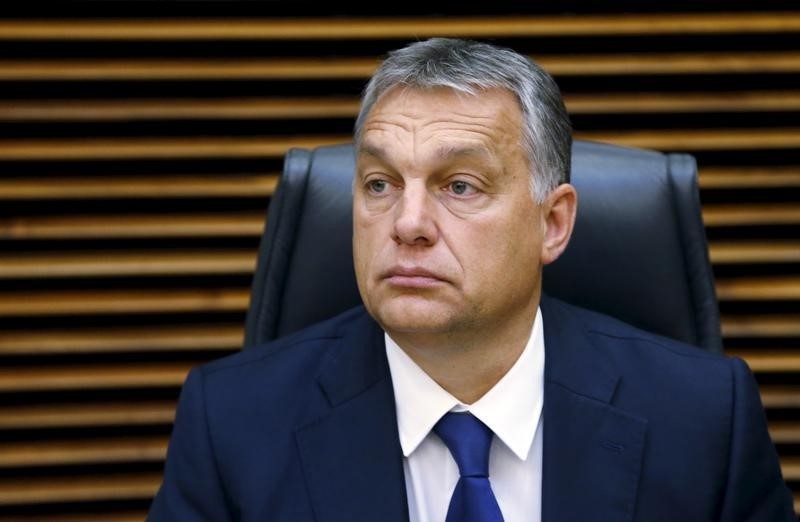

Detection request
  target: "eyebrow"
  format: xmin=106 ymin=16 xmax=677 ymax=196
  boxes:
xmin=357 ymin=143 xmax=388 ymax=160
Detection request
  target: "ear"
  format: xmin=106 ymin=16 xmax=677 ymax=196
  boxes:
xmin=540 ymin=183 xmax=578 ymax=265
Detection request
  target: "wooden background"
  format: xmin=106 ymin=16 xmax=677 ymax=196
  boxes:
xmin=0 ymin=3 xmax=799 ymax=520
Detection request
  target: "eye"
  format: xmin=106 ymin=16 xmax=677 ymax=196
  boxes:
xmin=367 ymin=179 xmax=389 ymax=194
xmin=448 ymin=180 xmax=477 ymax=196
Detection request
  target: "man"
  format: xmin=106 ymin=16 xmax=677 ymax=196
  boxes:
xmin=149 ymin=38 xmax=794 ymax=521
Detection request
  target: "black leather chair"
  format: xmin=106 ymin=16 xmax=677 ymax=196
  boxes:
xmin=244 ymin=140 xmax=723 ymax=353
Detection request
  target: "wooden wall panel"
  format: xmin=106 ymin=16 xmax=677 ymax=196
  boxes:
xmin=0 ymin=6 xmax=798 ymax=519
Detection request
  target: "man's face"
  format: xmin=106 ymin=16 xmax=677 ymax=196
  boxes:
xmin=353 ymin=86 xmax=547 ymax=338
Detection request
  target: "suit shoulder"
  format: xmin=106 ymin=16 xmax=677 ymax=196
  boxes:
xmin=549 ymin=296 xmax=723 ymax=363
xmin=543 ymin=296 xmax=739 ymax=400
xmin=198 ymin=305 xmax=369 ymax=379
xmin=544 ymin=298 xmax=743 ymax=431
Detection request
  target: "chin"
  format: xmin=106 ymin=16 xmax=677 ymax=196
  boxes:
xmin=369 ymin=296 xmax=461 ymax=335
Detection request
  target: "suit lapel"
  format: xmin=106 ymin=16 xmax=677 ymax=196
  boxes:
xmin=295 ymin=311 xmax=408 ymax=522
xmin=293 ymin=299 xmax=648 ymax=522
xmin=541 ymin=297 xmax=647 ymax=522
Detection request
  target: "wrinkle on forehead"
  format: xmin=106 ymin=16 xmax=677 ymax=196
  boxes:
xmin=358 ymin=140 xmax=495 ymax=169
xmin=363 ymin=115 xmax=500 ymax=139
xmin=365 ymin=111 xmax=509 ymax=138
xmin=364 ymin=86 xmax=518 ymax=135
xmin=358 ymin=86 xmax=524 ymax=173
xmin=363 ymin=120 xmax=502 ymax=149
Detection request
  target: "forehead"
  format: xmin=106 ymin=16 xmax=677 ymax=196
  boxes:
xmin=359 ymin=86 xmax=524 ymax=157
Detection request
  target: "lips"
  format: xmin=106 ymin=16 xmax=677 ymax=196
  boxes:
xmin=381 ymin=266 xmax=448 ymax=288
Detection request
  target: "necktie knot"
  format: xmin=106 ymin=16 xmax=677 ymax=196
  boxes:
xmin=433 ymin=412 xmax=493 ymax=478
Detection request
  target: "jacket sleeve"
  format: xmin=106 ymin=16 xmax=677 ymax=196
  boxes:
xmin=148 ymin=367 xmax=233 ymax=521
xmin=719 ymin=357 xmax=795 ymax=521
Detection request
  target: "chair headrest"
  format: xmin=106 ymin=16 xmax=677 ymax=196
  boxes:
xmin=245 ymin=140 xmax=722 ymax=353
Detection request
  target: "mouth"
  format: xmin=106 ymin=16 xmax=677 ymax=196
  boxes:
xmin=381 ymin=266 xmax=448 ymax=289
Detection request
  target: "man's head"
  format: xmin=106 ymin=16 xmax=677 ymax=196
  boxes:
xmin=352 ymin=38 xmax=576 ymax=345
xmin=355 ymin=38 xmax=572 ymax=203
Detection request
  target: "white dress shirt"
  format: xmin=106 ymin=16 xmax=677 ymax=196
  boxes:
xmin=385 ymin=308 xmax=545 ymax=522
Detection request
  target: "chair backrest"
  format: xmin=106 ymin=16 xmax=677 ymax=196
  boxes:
xmin=244 ymin=140 xmax=723 ymax=353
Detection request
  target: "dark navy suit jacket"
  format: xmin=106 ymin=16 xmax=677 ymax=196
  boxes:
xmin=149 ymin=297 xmax=794 ymax=521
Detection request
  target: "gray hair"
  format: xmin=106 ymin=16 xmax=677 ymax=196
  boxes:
xmin=354 ymin=38 xmax=572 ymax=203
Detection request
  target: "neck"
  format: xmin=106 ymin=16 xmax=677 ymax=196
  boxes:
xmin=389 ymin=305 xmax=539 ymax=404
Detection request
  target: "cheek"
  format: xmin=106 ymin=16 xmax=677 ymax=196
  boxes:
xmin=353 ymin=212 xmax=388 ymax=272
xmin=352 ymin=215 xmax=372 ymax=268
xmin=507 ymin=217 xmax=543 ymax=267
xmin=458 ymin=213 xmax=541 ymax=286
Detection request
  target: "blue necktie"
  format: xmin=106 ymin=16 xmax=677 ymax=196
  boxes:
xmin=434 ymin=412 xmax=504 ymax=522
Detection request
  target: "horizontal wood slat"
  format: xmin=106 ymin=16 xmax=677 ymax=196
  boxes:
xmin=0 ymin=175 xmax=278 ymax=200
xmin=0 ymin=472 xmax=161 ymax=505
xmin=3 ymin=91 xmax=800 ymax=122
xmin=0 ymin=324 xmax=243 ymax=355
xmin=0 ymin=213 xmax=265 ymax=240
xmin=510 ymin=52 xmax=800 ymax=76
xmin=0 ymin=401 xmax=176 ymax=429
xmin=699 ymin=167 xmax=800 ymax=189
xmin=761 ymin=386 xmax=800 ymax=408
xmin=722 ymin=315 xmax=800 ymax=338
xmin=0 ymin=250 xmax=257 ymax=279
xmin=708 ymin=242 xmax=800 ymax=264
xmin=782 ymin=457 xmax=800 ymax=481
xmin=703 ymin=204 xmax=800 ymax=227
xmin=4 ymin=52 xmax=800 ymax=82
xmin=3 ymin=13 xmax=800 ymax=40
xmin=0 ymin=288 xmax=250 ymax=316
xmin=728 ymin=350 xmax=800 ymax=372
xmin=0 ymin=136 xmax=350 ymax=161
xmin=567 ymin=91 xmax=800 ymax=114
xmin=716 ymin=277 xmax=800 ymax=300
xmin=0 ymin=59 xmax=380 ymax=81
xmin=770 ymin=422 xmax=800 ymax=444
xmin=1 ymin=130 xmax=798 ymax=163
xmin=0 ymin=363 xmax=193 ymax=392
xmin=0 ymin=436 xmax=167 ymax=468
xmin=0 ymin=97 xmax=360 ymax=121
xmin=0 ymin=512 xmax=147 ymax=522
xmin=578 ymin=129 xmax=800 ymax=151
xmin=0 ymin=511 xmax=147 ymax=522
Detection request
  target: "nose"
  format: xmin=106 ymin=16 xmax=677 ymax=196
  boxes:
xmin=392 ymin=183 xmax=439 ymax=246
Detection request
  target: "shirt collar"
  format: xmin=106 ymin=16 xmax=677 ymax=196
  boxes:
xmin=385 ymin=307 xmax=545 ymax=461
